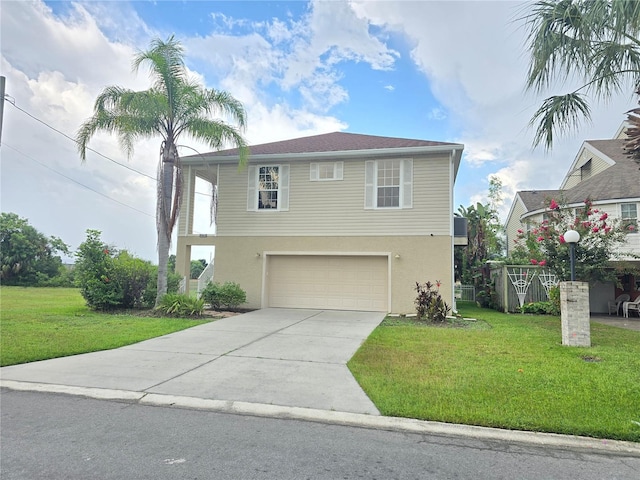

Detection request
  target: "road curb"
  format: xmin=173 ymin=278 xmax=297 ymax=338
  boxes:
xmin=3 ymin=380 xmax=639 ymax=456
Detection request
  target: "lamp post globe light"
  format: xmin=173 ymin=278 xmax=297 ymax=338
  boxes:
xmin=564 ymin=229 xmax=581 ymax=281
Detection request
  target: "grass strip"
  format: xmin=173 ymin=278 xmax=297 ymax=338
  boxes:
xmin=349 ymin=303 xmax=640 ymax=442
xmin=0 ymin=287 xmax=210 ymax=366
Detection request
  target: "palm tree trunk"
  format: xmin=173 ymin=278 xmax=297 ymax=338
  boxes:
xmin=155 ymin=142 xmax=176 ymax=306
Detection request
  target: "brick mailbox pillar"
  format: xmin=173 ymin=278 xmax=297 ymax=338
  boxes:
xmin=560 ymin=281 xmax=591 ymax=347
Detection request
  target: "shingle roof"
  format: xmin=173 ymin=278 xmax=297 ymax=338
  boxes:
xmin=517 ymin=139 xmax=640 ymax=216
xmin=205 ymin=131 xmax=459 ymax=157
xmin=518 ymin=190 xmax=562 ymax=211
xmin=563 ymin=139 xmax=640 ymax=203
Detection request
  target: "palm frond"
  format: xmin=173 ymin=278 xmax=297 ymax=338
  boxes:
xmin=523 ymin=0 xmax=597 ymax=91
xmin=624 ymin=87 xmax=640 ymax=162
xmin=76 ymin=87 xmax=167 ymax=159
xmin=181 ymin=118 xmax=249 ymax=167
xmin=590 ymin=41 xmax=640 ymax=97
xmin=132 ymin=35 xmax=187 ymax=115
xmin=530 ymin=93 xmax=592 ymax=149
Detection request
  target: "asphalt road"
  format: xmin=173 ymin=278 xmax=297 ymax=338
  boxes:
xmin=2 ymin=389 xmax=639 ymax=480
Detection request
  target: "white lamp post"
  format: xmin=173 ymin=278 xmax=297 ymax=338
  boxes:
xmin=564 ymin=229 xmax=580 ymax=281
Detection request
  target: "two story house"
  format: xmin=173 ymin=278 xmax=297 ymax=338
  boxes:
xmin=505 ymin=130 xmax=640 ymax=311
xmin=175 ymin=132 xmax=464 ymax=313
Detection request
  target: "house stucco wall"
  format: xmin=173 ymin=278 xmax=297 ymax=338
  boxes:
xmin=208 ymin=235 xmax=453 ymax=314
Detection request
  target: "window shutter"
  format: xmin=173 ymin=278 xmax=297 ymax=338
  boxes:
xmin=402 ymin=159 xmax=413 ymax=208
xmin=280 ymin=164 xmax=290 ymax=211
xmin=247 ymin=165 xmax=257 ymax=211
xmin=335 ymin=161 xmax=344 ymax=180
xmin=364 ymin=160 xmax=375 ymax=209
xmin=310 ymin=163 xmax=319 ymax=181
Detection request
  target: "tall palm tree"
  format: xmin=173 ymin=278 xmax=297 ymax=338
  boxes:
xmin=521 ymin=0 xmax=640 ymax=153
xmin=77 ymin=36 xmax=248 ymax=305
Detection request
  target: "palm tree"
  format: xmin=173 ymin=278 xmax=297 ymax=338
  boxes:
xmin=521 ymin=0 xmax=640 ymax=153
xmin=77 ymin=36 xmax=248 ymax=305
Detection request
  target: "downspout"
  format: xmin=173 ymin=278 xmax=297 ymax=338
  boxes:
xmin=450 ymin=148 xmax=457 ymax=312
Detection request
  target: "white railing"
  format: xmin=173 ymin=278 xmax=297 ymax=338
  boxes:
xmin=197 ymin=261 xmax=214 ymax=297
xmin=178 ymin=276 xmax=187 ymax=294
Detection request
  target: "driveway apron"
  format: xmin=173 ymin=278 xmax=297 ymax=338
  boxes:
xmin=0 ymin=309 xmax=385 ymax=414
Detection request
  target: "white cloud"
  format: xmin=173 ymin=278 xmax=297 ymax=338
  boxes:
xmin=0 ymin=0 xmax=356 ymax=261
xmin=428 ymin=107 xmax=446 ymax=121
xmin=350 ymin=0 xmax=634 ymax=210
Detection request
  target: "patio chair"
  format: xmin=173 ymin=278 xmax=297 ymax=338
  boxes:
xmin=623 ymin=296 xmax=640 ymax=318
xmin=608 ymin=294 xmax=630 ymax=315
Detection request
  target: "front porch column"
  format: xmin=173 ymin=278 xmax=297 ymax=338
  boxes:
xmin=175 ymin=238 xmax=191 ymax=294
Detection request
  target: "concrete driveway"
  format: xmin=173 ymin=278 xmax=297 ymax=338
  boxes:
xmin=0 ymin=309 xmax=385 ymax=414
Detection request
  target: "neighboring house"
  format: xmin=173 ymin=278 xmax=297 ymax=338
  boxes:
xmin=175 ymin=132 xmax=464 ymax=313
xmin=505 ymin=131 xmax=640 ymax=311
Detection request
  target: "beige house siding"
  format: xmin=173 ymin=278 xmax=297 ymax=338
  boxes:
xmin=561 ymin=147 xmax=612 ymax=189
xmin=210 ymin=235 xmax=453 ymax=314
xmin=214 ymin=155 xmax=452 ymax=237
xmin=505 ymin=196 xmax=527 ymax=256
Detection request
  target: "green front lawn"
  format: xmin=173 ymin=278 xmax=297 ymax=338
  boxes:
xmin=348 ymin=303 xmax=640 ymax=442
xmin=0 ymin=287 xmax=210 ymax=366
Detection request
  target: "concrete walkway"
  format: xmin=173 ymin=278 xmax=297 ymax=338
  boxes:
xmin=590 ymin=314 xmax=640 ymax=331
xmin=0 ymin=308 xmax=385 ymax=414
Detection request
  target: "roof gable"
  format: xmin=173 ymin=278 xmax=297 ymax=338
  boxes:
xmin=563 ymin=139 xmax=640 ymax=203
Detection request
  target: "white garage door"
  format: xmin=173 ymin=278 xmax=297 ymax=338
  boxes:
xmin=267 ymin=255 xmax=388 ymax=312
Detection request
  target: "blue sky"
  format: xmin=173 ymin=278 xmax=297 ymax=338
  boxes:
xmin=1 ymin=0 xmax=633 ymax=262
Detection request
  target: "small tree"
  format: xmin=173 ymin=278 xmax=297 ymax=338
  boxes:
xmin=509 ymin=197 xmax=635 ymax=283
xmin=0 ymin=212 xmax=70 ymax=286
xmin=74 ymin=230 xmax=122 ymax=310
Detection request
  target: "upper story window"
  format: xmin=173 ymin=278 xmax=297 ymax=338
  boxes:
xmin=310 ymin=162 xmax=343 ymax=181
xmin=247 ymin=164 xmax=290 ymax=211
xmin=364 ymin=159 xmax=412 ymax=209
xmin=621 ymin=203 xmax=638 ymax=232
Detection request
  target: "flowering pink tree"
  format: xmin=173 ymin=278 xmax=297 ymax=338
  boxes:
xmin=509 ymin=198 xmax=635 ymax=283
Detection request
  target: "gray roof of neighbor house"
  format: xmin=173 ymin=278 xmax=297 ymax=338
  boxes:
xmin=201 ymin=131 xmax=460 ymax=157
xmin=518 ymin=139 xmax=640 ymax=216
xmin=563 ymin=139 xmax=640 ymax=203
xmin=518 ymin=190 xmax=562 ymax=211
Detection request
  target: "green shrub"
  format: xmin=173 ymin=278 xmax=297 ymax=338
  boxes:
xmin=201 ymin=281 xmax=247 ymax=310
xmin=521 ymin=287 xmax=561 ymax=316
xmin=415 ymin=281 xmax=451 ymax=322
xmin=156 ymin=293 xmax=204 ymax=317
xmin=74 ymin=230 xmax=122 ymax=310
xmin=142 ymin=268 xmax=181 ymax=308
xmin=75 ymin=229 xmax=179 ymax=310
xmin=112 ymin=251 xmax=153 ymax=309
xmin=521 ymin=301 xmax=557 ymax=315
xmin=548 ymin=286 xmax=561 ymax=315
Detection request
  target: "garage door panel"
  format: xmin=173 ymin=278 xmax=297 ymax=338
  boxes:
xmin=267 ymin=255 xmax=388 ymax=312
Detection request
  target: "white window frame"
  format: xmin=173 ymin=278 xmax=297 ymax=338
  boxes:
xmin=247 ymin=164 xmax=290 ymax=212
xmin=310 ymin=161 xmax=343 ymax=181
xmin=364 ymin=158 xmax=412 ymax=209
xmin=621 ymin=202 xmax=638 ymax=233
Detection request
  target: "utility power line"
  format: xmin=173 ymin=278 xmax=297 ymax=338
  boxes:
xmin=5 ymin=100 xmax=215 ymax=198
xmin=3 ymin=142 xmax=155 ymax=218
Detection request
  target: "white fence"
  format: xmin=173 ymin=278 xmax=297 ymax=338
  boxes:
xmin=455 ymin=285 xmax=476 ymax=302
